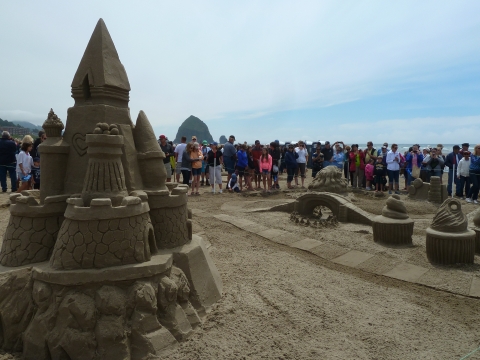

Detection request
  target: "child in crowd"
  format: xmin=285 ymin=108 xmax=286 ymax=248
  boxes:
xmin=227 ymin=171 xmax=240 ymax=193
xmin=365 ymin=159 xmax=374 ymax=191
xmin=16 ymin=142 xmax=33 ymax=192
xmin=31 ymin=157 xmax=41 ymax=190
xmin=374 ymin=156 xmax=387 ymax=192
xmin=457 ymin=151 xmax=471 ymax=199
xmin=259 ymin=147 xmax=272 ymax=192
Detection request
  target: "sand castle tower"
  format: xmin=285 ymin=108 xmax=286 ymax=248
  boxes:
xmin=0 ymin=19 xmax=222 ymax=360
xmin=372 ymin=195 xmax=414 ymax=246
xmin=426 ymin=198 xmax=476 ymax=264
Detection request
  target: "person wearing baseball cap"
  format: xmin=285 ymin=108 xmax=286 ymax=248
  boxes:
xmin=158 ymin=135 xmax=173 ymax=182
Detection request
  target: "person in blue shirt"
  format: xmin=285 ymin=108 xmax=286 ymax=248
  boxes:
xmin=405 ymin=145 xmax=424 ymax=190
xmin=466 ymin=144 xmax=480 ymax=204
xmin=285 ymin=144 xmax=299 ymax=189
xmin=235 ymin=144 xmax=248 ymax=191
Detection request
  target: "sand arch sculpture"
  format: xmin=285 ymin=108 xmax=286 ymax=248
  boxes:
xmin=294 ymin=192 xmax=373 ymax=225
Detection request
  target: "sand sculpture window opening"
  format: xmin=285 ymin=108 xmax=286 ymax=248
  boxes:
xmin=313 ymin=205 xmax=333 ymax=219
xmin=82 ymin=74 xmax=91 ymax=100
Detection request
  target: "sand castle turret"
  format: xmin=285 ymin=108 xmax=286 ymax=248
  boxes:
xmin=372 ymin=195 xmax=414 ymax=245
xmin=426 ymin=198 xmax=476 ymax=264
xmin=0 ymin=19 xmax=222 ymax=359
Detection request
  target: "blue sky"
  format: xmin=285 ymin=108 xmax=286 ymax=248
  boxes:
xmin=1 ymin=1 xmax=479 ymax=144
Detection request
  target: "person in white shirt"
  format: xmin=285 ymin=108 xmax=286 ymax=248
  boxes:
xmin=457 ymin=151 xmax=471 ymax=199
xmin=386 ymin=144 xmax=401 ymax=194
xmin=294 ymin=141 xmax=309 ymax=188
xmin=174 ymin=136 xmax=187 ymax=183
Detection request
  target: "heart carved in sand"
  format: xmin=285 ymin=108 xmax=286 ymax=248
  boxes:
xmin=72 ymin=133 xmax=88 ymax=156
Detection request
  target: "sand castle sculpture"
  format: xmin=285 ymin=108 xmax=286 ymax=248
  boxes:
xmin=372 ymin=195 xmax=414 ymax=246
xmin=308 ymin=166 xmax=348 ymax=193
xmin=426 ymin=198 xmax=476 ymax=264
xmin=0 ymin=19 xmax=222 ymax=359
xmin=408 ymin=176 xmax=448 ymax=203
xmin=474 ymin=211 xmax=480 ymax=253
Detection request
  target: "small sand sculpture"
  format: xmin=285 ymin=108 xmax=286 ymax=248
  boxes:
xmin=308 ymin=166 xmax=348 ymax=193
xmin=0 ymin=19 xmax=222 ymax=360
xmin=408 ymin=176 xmax=448 ymax=203
xmin=372 ymin=195 xmax=414 ymax=245
xmin=426 ymin=198 xmax=476 ymax=264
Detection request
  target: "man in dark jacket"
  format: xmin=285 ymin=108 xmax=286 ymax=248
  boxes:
xmin=0 ymin=131 xmax=18 ymax=192
xmin=444 ymin=145 xmax=462 ymax=196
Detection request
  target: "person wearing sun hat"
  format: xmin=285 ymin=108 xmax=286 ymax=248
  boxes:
xmin=201 ymin=140 xmax=211 ymax=186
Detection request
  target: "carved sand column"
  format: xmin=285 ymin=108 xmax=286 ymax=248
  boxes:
xmin=372 ymin=195 xmax=414 ymax=245
xmin=426 ymin=198 xmax=476 ymax=264
xmin=38 ymin=109 xmax=70 ymax=204
xmin=81 ymin=124 xmax=128 ymax=206
xmin=427 ymin=176 xmax=442 ymax=203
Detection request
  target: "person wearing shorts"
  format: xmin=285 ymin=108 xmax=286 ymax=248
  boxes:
xmin=190 ymin=142 xmax=203 ymax=195
xmin=258 ymin=147 xmax=272 ymax=192
xmin=295 ymin=141 xmax=308 ymax=188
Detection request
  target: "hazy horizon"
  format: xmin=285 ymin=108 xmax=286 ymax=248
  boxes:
xmin=1 ymin=1 xmax=479 ymax=144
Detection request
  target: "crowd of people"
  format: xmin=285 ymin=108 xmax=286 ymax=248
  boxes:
xmin=0 ymin=130 xmax=44 ymax=193
xmin=156 ymin=135 xmax=480 ymax=204
xmin=1 ymin=129 xmax=479 ymax=206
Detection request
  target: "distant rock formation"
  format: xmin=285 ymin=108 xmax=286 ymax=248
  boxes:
xmin=173 ymin=115 xmax=214 ymax=144
xmin=219 ymin=135 xmax=227 ymax=144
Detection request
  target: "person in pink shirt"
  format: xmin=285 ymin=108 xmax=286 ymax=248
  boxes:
xmin=365 ymin=158 xmax=374 ymax=190
xmin=258 ymin=147 xmax=272 ymax=192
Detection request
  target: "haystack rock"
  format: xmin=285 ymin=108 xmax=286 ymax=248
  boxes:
xmin=0 ymin=19 xmax=222 ymax=360
xmin=173 ymin=115 xmax=214 ymax=144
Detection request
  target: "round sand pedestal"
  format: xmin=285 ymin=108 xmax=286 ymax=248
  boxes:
xmin=426 ymin=227 xmax=476 ymax=265
xmin=372 ymin=216 xmax=414 ymax=246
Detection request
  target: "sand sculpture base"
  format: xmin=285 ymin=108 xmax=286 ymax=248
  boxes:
xmin=475 ymin=229 xmax=480 ymax=254
xmin=0 ymin=235 xmax=222 ymax=360
xmin=426 ymin=228 xmax=476 ymax=265
xmin=372 ymin=216 xmax=414 ymax=246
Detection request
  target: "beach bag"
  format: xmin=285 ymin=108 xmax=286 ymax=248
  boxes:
xmin=411 ymin=165 xmax=420 ymax=178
